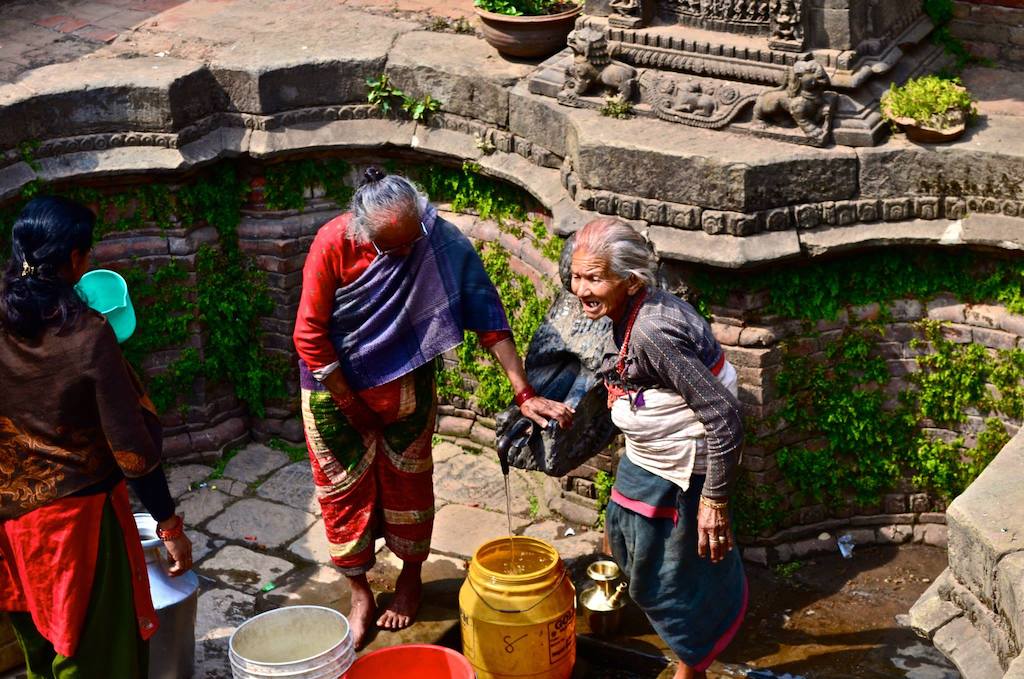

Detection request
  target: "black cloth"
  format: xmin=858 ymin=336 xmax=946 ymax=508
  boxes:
xmin=71 ymin=466 xmax=174 ymax=523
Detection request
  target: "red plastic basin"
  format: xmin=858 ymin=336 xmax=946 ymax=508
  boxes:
xmin=344 ymin=644 xmax=474 ymax=679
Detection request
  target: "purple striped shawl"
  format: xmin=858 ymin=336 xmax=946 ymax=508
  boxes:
xmin=328 ymin=205 xmax=510 ymax=391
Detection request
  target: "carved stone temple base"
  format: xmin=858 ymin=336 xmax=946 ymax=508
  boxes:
xmin=528 ymin=1 xmax=950 ymax=147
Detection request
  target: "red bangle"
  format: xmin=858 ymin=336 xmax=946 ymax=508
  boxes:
xmin=514 ymin=386 xmax=537 ymax=407
xmin=156 ymin=515 xmax=184 ymax=541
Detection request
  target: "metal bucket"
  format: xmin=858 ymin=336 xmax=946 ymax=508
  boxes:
xmin=228 ymin=606 xmax=354 ymax=679
xmin=134 ymin=514 xmax=199 ymax=679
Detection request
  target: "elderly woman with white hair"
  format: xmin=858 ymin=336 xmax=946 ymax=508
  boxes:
xmin=293 ymin=167 xmax=573 ymax=648
xmin=571 ymin=218 xmax=747 ymax=679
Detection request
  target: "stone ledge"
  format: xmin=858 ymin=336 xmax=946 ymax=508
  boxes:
xmin=934 ymin=616 xmax=1007 ymax=679
xmin=0 ymin=12 xmax=1022 ymax=265
xmin=909 ymin=570 xmax=963 ymax=639
xmin=924 ymin=431 xmax=1024 ymax=674
xmin=948 ymin=432 xmax=1024 ymax=607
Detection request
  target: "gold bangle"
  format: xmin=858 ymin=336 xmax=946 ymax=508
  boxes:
xmin=699 ymin=496 xmax=729 ymax=511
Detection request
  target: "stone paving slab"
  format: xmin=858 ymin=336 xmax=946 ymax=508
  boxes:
xmin=434 ymin=452 xmax=545 ymax=517
xmin=186 ymin=528 xmax=222 ymax=564
xmin=433 ymin=440 xmax=463 ymax=463
xmin=221 ymin=444 xmax=288 ymax=484
xmin=287 ymin=518 xmax=331 ymax=564
xmin=256 ymin=461 xmax=319 ymax=514
xmin=933 ymin=615 xmax=1005 ymax=679
xmin=175 ymin=487 xmax=232 ymax=526
xmin=522 ymin=519 xmax=605 ymax=561
xmin=198 ymin=544 xmax=294 ymax=594
xmin=256 ymin=565 xmax=350 ymax=616
xmin=430 ymin=504 xmax=531 ymax=559
xmin=205 ymin=497 xmax=316 ymax=549
xmin=165 ymin=463 xmax=212 ymax=498
xmin=194 ymin=586 xmax=253 ymax=679
xmin=256 ymin=551 xmax=465 ymax=655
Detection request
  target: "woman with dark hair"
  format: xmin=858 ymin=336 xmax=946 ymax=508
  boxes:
xmin=0 ymin=196 xmax=191 ymax=678
xmin=293 ymin=167 xmax=573 ymax=648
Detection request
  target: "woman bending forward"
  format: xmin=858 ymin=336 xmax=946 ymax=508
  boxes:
xmin=570 ymin=218 xmax=746 ymax=679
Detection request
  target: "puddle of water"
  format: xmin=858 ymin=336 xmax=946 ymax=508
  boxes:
xmin=719 ymin=544 xmax=959 ymax=679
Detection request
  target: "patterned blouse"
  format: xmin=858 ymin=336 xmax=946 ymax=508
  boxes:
xmin=602 ymin=287 xmax=743 ymax=499
xmin=0 ymin=310 xmax=162 ymax=519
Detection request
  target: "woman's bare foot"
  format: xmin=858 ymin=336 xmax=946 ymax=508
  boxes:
xmin=673 ymin=662 xmax=706 ymax=679
xmin=377 ymin=561 xmax=423 ymax=630
xmin=346 ymin=574 xmax=377 ymax=650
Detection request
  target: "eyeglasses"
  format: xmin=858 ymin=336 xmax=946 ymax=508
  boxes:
xmin=372 ymin=221 xmax=428 ymax=257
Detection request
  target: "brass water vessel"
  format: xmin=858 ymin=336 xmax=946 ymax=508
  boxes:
xmin=579 ymin=560 xmax=628 ymax=637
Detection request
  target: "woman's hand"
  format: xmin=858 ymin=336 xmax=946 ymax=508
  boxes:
xmin=335 ymin=393 xmax=384 ymax=435
xmin=520 ymin=396 xmax=574 ymax=430
xmin=157 ymin=516 xmax=193 ymax=576
xmin=696 ymin=499 xmax=733 ymax=563
xmin=323 ymin=371 xmax=383 ymax=435
xmin=486 ymin=339 xmax=574 ymax=430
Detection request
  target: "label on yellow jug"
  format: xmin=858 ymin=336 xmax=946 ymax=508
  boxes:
xmin=461 ymin=608 xmax=576 ymax=678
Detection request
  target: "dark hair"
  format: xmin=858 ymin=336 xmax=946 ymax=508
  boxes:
xmin=362 ymin=166 xmax=387 ymax=185
xmin=0 ymin=196 xmax=95 ymax=338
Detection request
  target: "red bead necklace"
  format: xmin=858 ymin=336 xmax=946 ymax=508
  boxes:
xmin=616 ymin=289 xmax=647 ymax=382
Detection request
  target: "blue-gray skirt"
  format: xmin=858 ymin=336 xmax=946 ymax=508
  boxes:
xmin=606 ymin=455 xmax=747 ymax=671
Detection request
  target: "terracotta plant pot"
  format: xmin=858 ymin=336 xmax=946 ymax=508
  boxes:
xmin=881 ymin=95 xmax=970 ymax=144
xmin=475 ymin=4 xmax=582 ymax=59
xmin=888 ymin=114 xmax=967 ymax=143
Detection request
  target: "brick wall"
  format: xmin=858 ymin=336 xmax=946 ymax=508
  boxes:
xmin=37 ymin=153 xmax=1024 ymax=555
xmin=953 ymin=0 xmax=1024 ymax=67
xmin=686 ymin=283 xmax=1024 ymax=562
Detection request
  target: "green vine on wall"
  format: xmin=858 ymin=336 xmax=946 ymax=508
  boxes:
xmin=408 ymin=160 xmax=531 ymax=225
xmin=738 ymin=318 xmax=1018 ymax=536
xmin=438 ymin=241 xmax=556 ymax=414
xmin=772 ymin=328 xmax=916 ymax=508
xmin=693 ymin=249 xmax=1024 ymax=322
xmin=923 ymin=0 xmax=984 ymax=71
xmin=689 ymin=247 xmax=1024 ymax=536
xmin=0 ymin=163 xmax=286 ymax=417
xmin=262 ymin=158 xmax=354 ymax=212
xmin=906 ymin=320 xmax=1016 ymax=497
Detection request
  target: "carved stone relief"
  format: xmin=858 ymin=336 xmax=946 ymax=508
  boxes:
xmin=575 ymin=180 xmax=1024 ymax=236
xmin=649 ymin=74 xmax=759 ymax=128
xmin=751 ymin=59 xmax=833 ymax=146
xmin=609 ymin=0 xmax=655 ymax=28
xmin=559 ymin=27 xmax=639 ymax=106
xmin=768 ymin=0 xmax=804 ymax=51
xmin=665 ymin=0 xmax=771 ymax=32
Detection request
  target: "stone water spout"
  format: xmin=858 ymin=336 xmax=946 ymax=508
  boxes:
xmin=496 ymin=236 xmax=619 ymax=477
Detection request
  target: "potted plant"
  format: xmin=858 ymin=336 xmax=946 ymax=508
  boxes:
xmin=474 ymin=0 xmax=582 ymax=59
xmin=880 ymin=75 xmax=978 ymax=143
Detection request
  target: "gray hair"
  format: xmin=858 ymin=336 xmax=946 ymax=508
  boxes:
xmin=348 ymin=172 xmax=429 ymax=242
xmin=571 ymin=217 xmax=657 ymax=288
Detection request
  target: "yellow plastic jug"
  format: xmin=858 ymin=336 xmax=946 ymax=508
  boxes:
xmin=459 ymin=536 xmax=576 ymax=679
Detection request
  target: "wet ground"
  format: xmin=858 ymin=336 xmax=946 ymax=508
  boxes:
xmin=0 ymin=442 xmax=958 ymax=679
xmin=721 ymin=544 xmax=956 ymax=679
xmin=573 ymin=543 xmax=957 ymax=679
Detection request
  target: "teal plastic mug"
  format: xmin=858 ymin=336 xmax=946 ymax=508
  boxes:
xmin=75 ymin=269 xmax=136 ymax=343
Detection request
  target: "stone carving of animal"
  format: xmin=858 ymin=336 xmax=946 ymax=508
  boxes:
xmin=753 ymin=59 xmax=832 ymax=140
xmin=561 ymin=27 xmax=638 ymax=101
xmin=661 ymin=80 xmax=717 ymax=117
